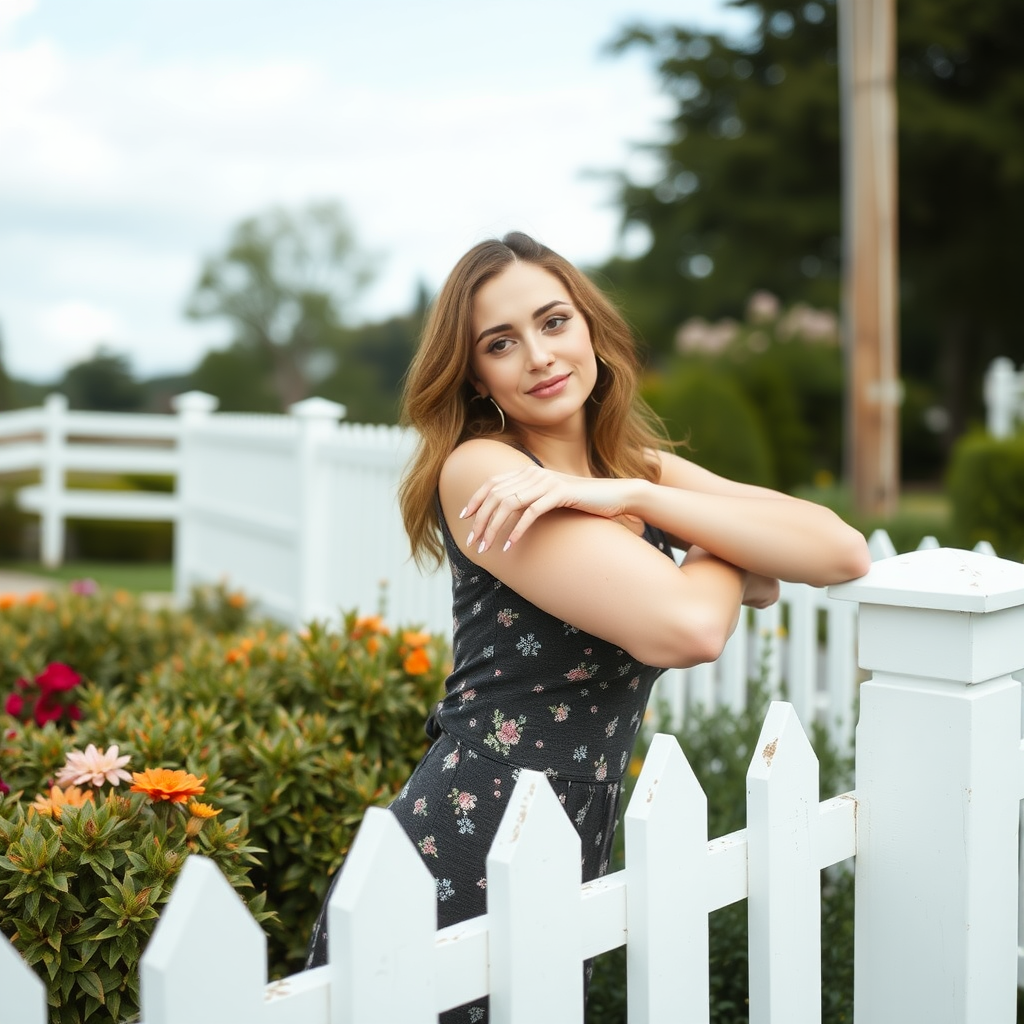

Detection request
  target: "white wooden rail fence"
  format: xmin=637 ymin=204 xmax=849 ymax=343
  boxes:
xmin=3 ymin=546 xmax=1023 ymax=1022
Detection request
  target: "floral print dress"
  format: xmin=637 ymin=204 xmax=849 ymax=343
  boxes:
xmin=307 ymin=484 xmax=674 ymax=1022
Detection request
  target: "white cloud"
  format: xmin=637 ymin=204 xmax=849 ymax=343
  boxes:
xmin=0 ymin=0 xmax=752 ymax=382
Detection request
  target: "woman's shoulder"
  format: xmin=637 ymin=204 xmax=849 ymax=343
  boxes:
xmin=442 ymin=439 xmax=538 ymax=483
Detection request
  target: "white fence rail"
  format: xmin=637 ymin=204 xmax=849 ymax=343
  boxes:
xmin=3 ymin=547 xmax=1023 ymax=1022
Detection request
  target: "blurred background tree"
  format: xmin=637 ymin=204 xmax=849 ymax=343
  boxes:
xmin=60 ymin=347 xmax=145 ymax=412
xmin=185 ymin=201 xmax=378 ymax=412
xmin=599 ymin=0 xmax=1023 ymax=482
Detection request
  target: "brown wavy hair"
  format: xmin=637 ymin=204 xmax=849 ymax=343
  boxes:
xmin=398 ymin=231 xmax=669 ymax=569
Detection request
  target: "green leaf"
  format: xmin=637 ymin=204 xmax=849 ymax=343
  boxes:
xmin=77 ymin=969 xmax=105 ymax=1003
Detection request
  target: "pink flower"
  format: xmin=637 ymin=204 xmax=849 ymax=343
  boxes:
xmin=36 ymin=663 xmax=81 ymax=694
xmin=69 ymin=578 xmax=98 ymax=596
xmin=4 ymin=693 xmax=23 ymax=717
xmin=497 ymin=720 xmax=521 ymax=746
xmin=56 ymin=744 xmax=132 ymax=787
xmin=456 ymin=791 xmax=476 ymax=812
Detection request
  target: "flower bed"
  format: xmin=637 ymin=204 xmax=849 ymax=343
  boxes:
xmin=1 ymin=584 xmax=448 ymax=1023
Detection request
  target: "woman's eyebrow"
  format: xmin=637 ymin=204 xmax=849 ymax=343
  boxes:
xmin=475 ymin=300 xmax=571 ymax=346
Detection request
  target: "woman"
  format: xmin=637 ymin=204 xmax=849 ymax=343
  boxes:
xmin=306 ymin=232 xmax=870 ymax=1018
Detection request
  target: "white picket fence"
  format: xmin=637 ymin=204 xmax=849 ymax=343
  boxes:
xmin=3 ymin=546 xmax=1023 ymax=1023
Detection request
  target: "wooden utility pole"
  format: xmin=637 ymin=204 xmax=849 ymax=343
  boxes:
xmin=839 ymin=0 xmax=901 ymax=517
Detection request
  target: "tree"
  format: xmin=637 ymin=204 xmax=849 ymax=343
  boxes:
xmin=604 ymin=0 xmax=1024 ymax=445
xmin=186 ymin=202 xmax=375 ymax=410
xmin=60 ymin=347 xmax=144 ymax=412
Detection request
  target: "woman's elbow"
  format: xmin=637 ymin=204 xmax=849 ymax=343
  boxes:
xmin=645 ymin=611 xmax=734 ymax=670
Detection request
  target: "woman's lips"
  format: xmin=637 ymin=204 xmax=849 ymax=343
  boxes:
xmin=527 ymin=374 xmax=569 ymax=398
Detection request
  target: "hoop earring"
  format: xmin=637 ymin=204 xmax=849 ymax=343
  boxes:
xmin=488 ymin=397 xmax=506 ymax=432
xmin=470 ymin=392 xmax=506 ymax=433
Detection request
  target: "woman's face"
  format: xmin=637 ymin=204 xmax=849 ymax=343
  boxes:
xmin=468 ymin=261 xmax=598 ymax=436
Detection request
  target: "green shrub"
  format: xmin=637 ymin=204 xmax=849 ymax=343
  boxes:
xmin=946 ymin=430 xmax=1024 ymax=561
xmin=644 ymin=363 xmax=776 ymax=487
xmin=0 ymin=760 xmax=268 ymax=1024
xmin=1 ymin=590 xmax=449 ymax=1020
xmin=586 ymin=677 xmax=855 ymax=1023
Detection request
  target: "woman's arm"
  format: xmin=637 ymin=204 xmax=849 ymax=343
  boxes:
xmin=439 ymin=440 xmax=749 ymax=669
xmin=459 ymin=448 xmax=870 ymax=589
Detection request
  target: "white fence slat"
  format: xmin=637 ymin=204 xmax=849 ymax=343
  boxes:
xmin=328 ymin=807 xmax=439 ymax=1024
xmin=786 ymin=582 xmax=817 ymax=721
xmin=487 ymin=769 xmax=583 ymax=1024
xmin=825 ymin=599 xmax=858 ymax=749
xmin=140 ymin=855 xmax=267 ymax=1024
xmin=755 ymin=602 xmax=783 ymax=699
xmin=0 ymin=930 xmax=47 ymax=1024
xmin=868 ymin=527 xmax=897 ymax=560
xmin=719 ymin=608 xmax=749 ymax=714
xmin=746 ymin=702 xmax=822 ymax=1024
xmin=624 ymin=732 xmax=710 ymax=1023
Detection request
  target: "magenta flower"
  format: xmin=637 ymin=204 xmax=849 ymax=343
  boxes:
xmin=69 ymin=578 xmax=99 ymax=596
xmin=36 ymin=663 xmax=81 ymax=693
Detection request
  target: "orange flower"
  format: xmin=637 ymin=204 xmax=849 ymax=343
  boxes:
xmin=228 ymin=592 xmax=247 ymax=608
xmin=366 ymin=636 xmax=381 ymax=655
xmin=187 ymin=800 xmax=221 ymax=819
xmin=130 ymin=768 xmax=207 ymax=803
xmin=0 ymin=594 xmax=16 ymax=609
xmin=30 ymin=784 xmax=95 ymax=819
xmin=401 ymin=630 xmax=431 ymax=648
xmin=225 ymin=647 xmax=247 ymax=664
xmin=403 ymin=648 xmax=431 ymax=675
xmin=352 ymin=614 xmax=389 ymax=639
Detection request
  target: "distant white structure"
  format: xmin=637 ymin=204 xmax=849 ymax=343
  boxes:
xmin=985 ymin=357 xmax=1024 ymax=439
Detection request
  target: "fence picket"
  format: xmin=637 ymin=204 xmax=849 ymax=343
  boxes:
xmin=140 ymin=855 xmax=267 ymax=1024
xmin=624 ymin=732 xmax=710 ymax=1023
xmin=487 ymin=769 xmax=584 ymax=1024
xmin=327 ymin=807 xmax=439 ymax=1024
xmin=0 ymin=929 xmax=47 ymax=1024
xmin=746 ymin=702 xmax=822 ymax=1024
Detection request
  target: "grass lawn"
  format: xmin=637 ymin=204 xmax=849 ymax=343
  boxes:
xmin=4 ymin=561 xmax=173 ymax=593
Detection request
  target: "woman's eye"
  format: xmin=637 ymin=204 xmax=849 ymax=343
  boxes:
xmin=487 ymin=336 xmax=512 ymax=354
xmin=544 ymin=315 xmax=569 ymax=331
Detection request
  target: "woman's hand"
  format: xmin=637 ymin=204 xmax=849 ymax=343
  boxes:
xmin=742 ymin=572 xmax=780 ymax=609
xmin=459 ymin=465 xmax=637 ymax=553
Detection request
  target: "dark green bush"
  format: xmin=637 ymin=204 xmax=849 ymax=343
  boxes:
xmin=645 ymin=363 xmax=776 ymax=487
xmin=947 ymin=431 xmax=1024 ymax=560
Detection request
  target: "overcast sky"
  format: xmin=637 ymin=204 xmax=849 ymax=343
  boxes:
xmin=0 ymin=0 xmax=756 ymax=384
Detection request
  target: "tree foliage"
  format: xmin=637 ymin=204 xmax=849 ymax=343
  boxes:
xmin=604 ymin=0 xmax=1024 ymax=437
xmin=60 ymin=348 xmax=144 ymax=412
xmin=185 ymin=202 xmax=376 ymax=411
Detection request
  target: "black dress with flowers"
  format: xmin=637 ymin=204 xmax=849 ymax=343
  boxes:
xmin=306 ymin=489 xmax=674 ymax=1022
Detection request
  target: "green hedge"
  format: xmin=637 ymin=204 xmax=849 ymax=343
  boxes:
xmin=1 ymin=588 xmax=447 ymax=1022
xmin=947 ymin=431 xmax=1024 ymax=561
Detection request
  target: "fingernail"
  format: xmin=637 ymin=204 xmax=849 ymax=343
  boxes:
xmin=502 ymin=540 xmax=512 ymax=552
xmin=466 ymin=531 xmax=475 ymax=547
xmin=458 ymin=507 xmax=467 ymax=519
xmin=477 ymin=540 xmax=486 ymax=554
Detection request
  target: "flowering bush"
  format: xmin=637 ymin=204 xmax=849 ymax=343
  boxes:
xmin=1 ymin=743 xmax=267 ymax=1024
xmin=4 ymin=662 xmax=83 ymax=728
xmin=1 ymin=586 xmax=449 ymax=1017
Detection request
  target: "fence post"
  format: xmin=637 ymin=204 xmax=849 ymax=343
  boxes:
xmin=290 ymin=397 xmax=346 ymax=626
xmin=830 ymin=547 xmax=1024 ymax=1024
xmin=170 ymin=391 xmax=219 ymax=609
xmin=40 ymin=392 xmax=68 ymax=567
xmin=984 ymin=356 xmax=1019 ymax=439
